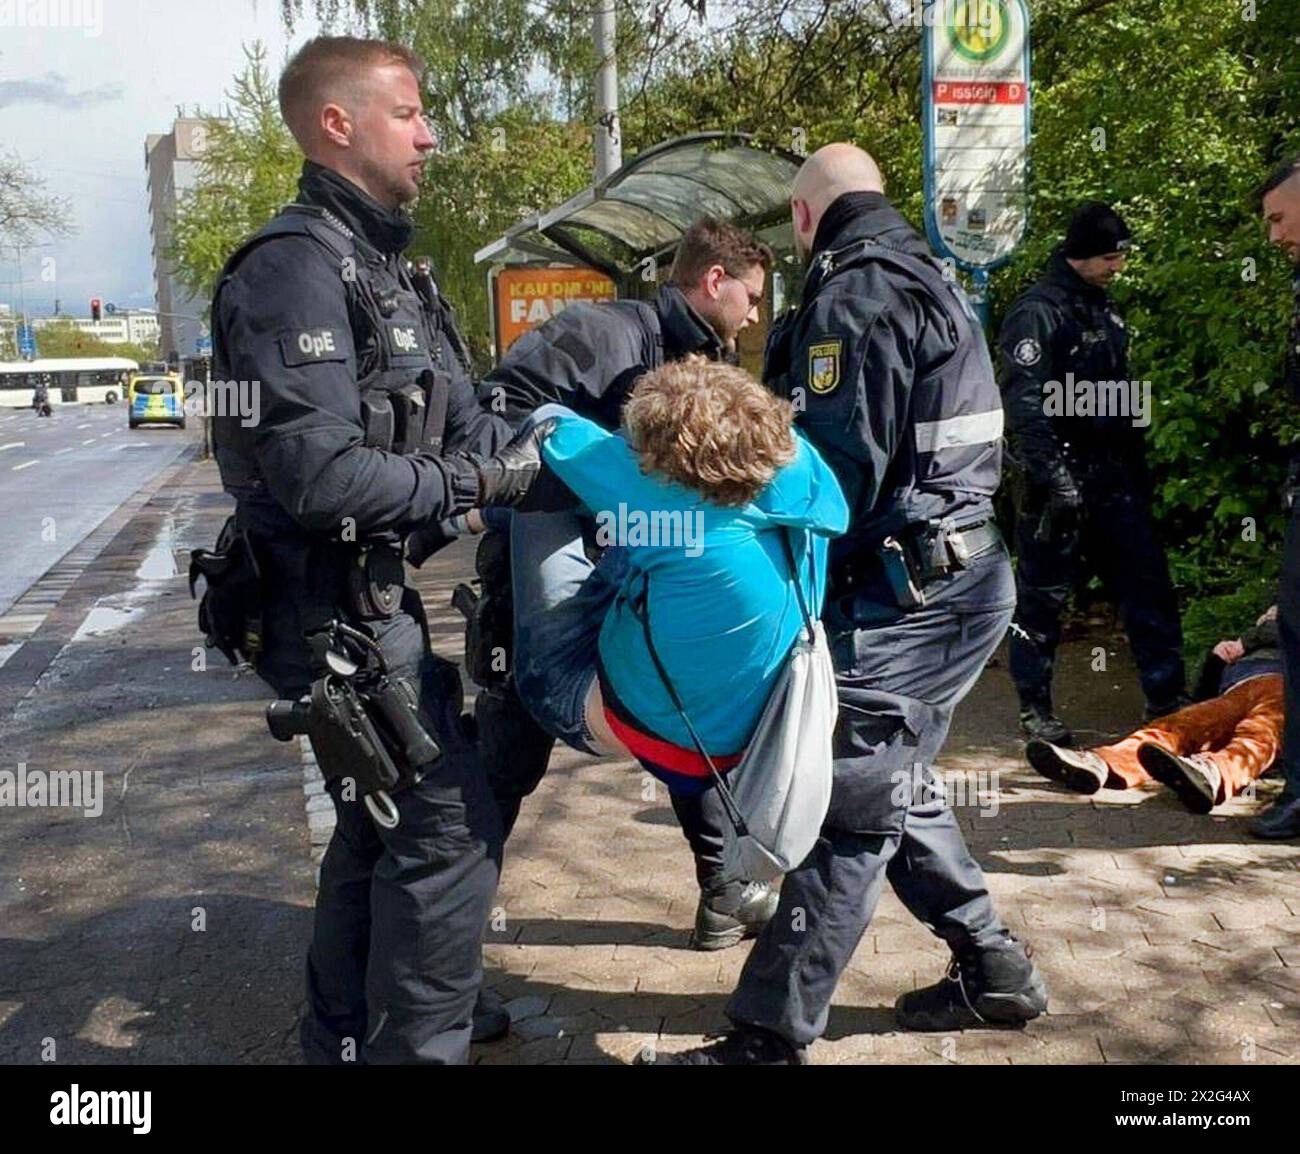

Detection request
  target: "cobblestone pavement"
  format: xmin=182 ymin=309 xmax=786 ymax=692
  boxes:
xmin=1 ymin=458 xmax=1297 ymax=1064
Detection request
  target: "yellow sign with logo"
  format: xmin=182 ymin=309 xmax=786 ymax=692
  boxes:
xmin=808 ymin=340 xmax=842 ymax=395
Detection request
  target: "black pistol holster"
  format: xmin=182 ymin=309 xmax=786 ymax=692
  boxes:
xmin=452 ymin=529 xmax=514 ymax=688
xmin=266 ymin=620 xmax=442 ymax=828
xmin=189 ymin=515 xmax=265 ymax=669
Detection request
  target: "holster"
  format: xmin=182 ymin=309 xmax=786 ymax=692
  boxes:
xmin=452 ymin=530 xmax=514 ymax=688
xmin=345 ymin=543 xmax=406 ymax=620
xmin=834 ymin=520 xmax=999 ymax=611
xmin=189 ymin=515 xmax=264 ymax=668
xmin=303 ymin=674 xmax=406 ymax=798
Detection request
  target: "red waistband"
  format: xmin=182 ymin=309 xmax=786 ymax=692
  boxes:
xmin=602 ymin=706 xmax=744 ymax=779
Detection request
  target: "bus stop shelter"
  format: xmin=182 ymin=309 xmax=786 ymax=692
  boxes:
xmin=474 ymin=132 xmax=802 ymax=369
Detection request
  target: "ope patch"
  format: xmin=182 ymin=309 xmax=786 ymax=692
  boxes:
xmin=1013 ymin=337 xmax=1041 ymax=366
xmin=280 ymin=328 xmax=346 ymax=366
xmin=387 ymin=323 xmax=422 ymax=355
xmin=808 ymin=339 xmax=842 ymax=394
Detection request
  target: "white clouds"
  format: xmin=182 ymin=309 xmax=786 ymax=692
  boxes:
xmin=0 ymin=72 xmax=123 ymax=109
xmin=0 ymin=0 xmax=322 ymax=318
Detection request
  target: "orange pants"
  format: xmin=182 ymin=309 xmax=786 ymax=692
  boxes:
xmin=1094 ymin=673 xmax=1283 ymax=800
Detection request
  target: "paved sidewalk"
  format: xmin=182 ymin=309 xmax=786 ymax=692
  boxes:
xmin=1 ymin=457 xmax=1297 ymax=1064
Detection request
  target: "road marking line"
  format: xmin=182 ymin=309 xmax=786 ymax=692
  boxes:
xmin=56 ymin=447 xmax=73 ymax=454
xmin=76 ymin=423 xmax=91 ymax=429
xmin=0 ymin=442 xmax=25 ymax=451
xmin=12 ymin=459 xmax=38 ymax=471
xmin=82 ymin=438 xmax=96 ymax=445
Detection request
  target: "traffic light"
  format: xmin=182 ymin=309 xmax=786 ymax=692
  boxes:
xmin=90 ymin=298 xmax=101 ymax=322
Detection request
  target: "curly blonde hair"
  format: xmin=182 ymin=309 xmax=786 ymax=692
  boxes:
xmin=622 ymin=358 xmax=796 ymax=507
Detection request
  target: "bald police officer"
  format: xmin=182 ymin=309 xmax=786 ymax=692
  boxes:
xmin=209 ymin=36 xmax=547 ymax=1064
xmin=652 ymin=144 xmax=1046 ymax=1065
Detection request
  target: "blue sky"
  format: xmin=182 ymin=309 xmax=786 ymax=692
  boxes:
xmin=0 ymin=0 xmax=326 ymax=318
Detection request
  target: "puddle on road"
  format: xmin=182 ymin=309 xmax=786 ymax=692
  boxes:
xmin=71 ymin=514 xmax=183 ymax=643
xmin=72 ymin=605 xmax=143 ymax=641
xmin=135 ymin=519 xmax=179 ymax=581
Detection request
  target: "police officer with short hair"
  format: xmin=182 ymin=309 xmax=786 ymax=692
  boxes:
xmin=208 ymin=36 xmax=547 ymax=1064
xmin=459 ymin=218 xmax=783 ymax=951
xmin=652 ymin=144 xmax=1046 ymax=1065
xmin=1251 ymin=155 xmax=1300 ymax=840
xmin=1002 ymin=202 xmax=1186 ymax=752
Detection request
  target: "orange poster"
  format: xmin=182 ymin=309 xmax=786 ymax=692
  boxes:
xmin=494 ymin=266 xmax=617 ymax=356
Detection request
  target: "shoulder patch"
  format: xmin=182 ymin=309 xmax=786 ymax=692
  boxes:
xmin=1012 ymin=337 xmax=1042 ymax=366
xmin=279 ymin=328 xmax=347 ymax=367
xmin=807 ymin=339 xmax=843 ymax=395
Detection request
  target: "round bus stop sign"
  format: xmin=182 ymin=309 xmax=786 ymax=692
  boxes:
xmin=923 ymin=0 xmax=1031 ymax=271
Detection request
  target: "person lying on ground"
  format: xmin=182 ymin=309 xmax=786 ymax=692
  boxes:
xmin=1025 ymin=606 xmax=1282 ymax=812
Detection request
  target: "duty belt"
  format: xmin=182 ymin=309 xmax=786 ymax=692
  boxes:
xmin=834 ymin=519 xmax=1002 ymax=609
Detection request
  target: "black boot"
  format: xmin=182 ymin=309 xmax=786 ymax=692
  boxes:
xmin=1018 ymin=702 xmax=1072 ymax=746
xmin=471 ymin=987 xmax=511 ymax=1043
xmin=1249 ymin=796 xmax=1300 ymax=840
xmin=690 ymin=879 xmax=779 ymax=951
xmin=636 ymin=1024 xmax=806 ymax=1065
xmin=895 ymin=937 xmax=1047 ymax=1031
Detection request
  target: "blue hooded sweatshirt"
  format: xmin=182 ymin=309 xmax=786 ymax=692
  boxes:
xmin=541 ymin=412 xmax=849 ymax=760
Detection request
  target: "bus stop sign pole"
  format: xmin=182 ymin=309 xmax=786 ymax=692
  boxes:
xmin=921 ymin=0 xmax=1032 ymax=332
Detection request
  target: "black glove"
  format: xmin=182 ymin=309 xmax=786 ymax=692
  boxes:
xmin=459 ymin=417 xmax=557 ymax=508
xmin=1033 ymin=464 xmax=1081 ymax=542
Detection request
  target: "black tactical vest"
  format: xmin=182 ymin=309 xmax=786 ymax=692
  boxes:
xmin=210 ymin=204 xmax=458 ymax=519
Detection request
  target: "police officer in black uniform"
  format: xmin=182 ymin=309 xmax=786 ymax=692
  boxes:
xmin=1001 ymin=202 xmax=1186 ymax=750
xmin=206 ymin=37 xmax=548 ymax=1064
xmin=1252 ymin=156 xmax=1300 ymax=840
xmin=652 ymin=144 xmax=1046 ymax=1065
xmin=460 ymin=219 xmax=783 ymax=950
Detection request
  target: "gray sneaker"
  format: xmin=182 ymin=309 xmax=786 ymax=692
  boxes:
xmin=690 ymin=879 xmax=779 ymax=951
xmin=1025 ymin=739 xmax=1109 ymax=794
xmin=1138 ymin=744 xmax=1222 ymax=814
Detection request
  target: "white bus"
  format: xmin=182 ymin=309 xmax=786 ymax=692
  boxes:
xmin=0 ymin=357 xmax=140 ymax=407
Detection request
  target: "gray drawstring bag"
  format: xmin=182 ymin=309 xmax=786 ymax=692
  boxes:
xmin=632 ymin=530 xmax=836 ymax=882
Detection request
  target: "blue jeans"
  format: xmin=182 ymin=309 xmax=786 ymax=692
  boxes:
xmin=509 ymin=404 xmax=629 ymax=754
xmin=510 ymin=507 xmax=629 ymax=753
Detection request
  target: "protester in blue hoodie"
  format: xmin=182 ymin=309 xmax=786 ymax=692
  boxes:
xmin=510 ymin=357 xmax=848 ymax=796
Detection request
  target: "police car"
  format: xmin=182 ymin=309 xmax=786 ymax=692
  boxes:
xmin=128 ymin=374 xmax=186 ymax=429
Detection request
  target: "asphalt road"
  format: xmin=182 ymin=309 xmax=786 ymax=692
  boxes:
xmin=0 ymin=402 xmax=195 ymax=618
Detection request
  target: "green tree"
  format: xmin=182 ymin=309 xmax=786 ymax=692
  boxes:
xmin=34 ymin=320 xmax=156 ymax=364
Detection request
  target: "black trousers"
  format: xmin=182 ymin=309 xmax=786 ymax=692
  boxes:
xmin=727 ymin=548 xmax=1016 ymax=1047
xmin=262 ymin=603 xmax=502 ymax=1066
xmin=1009 ymin=479 xmax=1184 ymax=710
xmin=1277 ymin=499 xmax=1300 ymax=800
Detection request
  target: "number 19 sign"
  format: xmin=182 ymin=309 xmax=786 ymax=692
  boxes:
xmin=922 ymin=0 xmax=1031 ymax=273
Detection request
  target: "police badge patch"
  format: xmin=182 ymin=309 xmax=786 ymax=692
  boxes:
xmin=1013 ymin=337 xmax=1041 ymax=366
xmin=808 ymin=339 xmax=842 ymax=394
